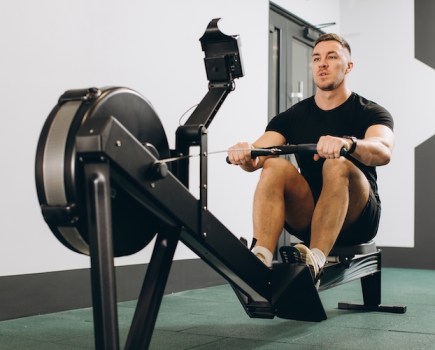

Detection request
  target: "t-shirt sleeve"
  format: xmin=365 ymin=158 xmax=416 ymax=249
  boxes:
xmin=366 ymin=103 xmax=394 ymax=131
xmin=265 ymin=110 xmax=289 ymax=140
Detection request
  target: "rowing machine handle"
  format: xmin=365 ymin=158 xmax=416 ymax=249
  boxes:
xmin=226 ymin=144 xmax=348 ymax=164
xmin=251 ymin=144 xmax=348 ymax=157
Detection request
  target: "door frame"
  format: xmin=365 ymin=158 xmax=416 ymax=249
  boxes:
xmin=268 ymin=2 xmax=324 ymax=119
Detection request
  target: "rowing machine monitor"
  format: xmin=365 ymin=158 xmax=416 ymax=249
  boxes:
xmin=200 ymin=18 xmax=244 ymax=83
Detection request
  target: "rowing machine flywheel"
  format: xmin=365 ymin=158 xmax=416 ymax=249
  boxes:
xmin=35 ymin=87 xmax=171 ymax=256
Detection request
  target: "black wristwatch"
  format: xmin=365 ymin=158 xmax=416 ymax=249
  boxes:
xmin=343 ymin=136 xmax=357 ymax=154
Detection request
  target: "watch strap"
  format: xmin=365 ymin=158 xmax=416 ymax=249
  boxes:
xmin=343 ymin=136 xmax=357 ymax=154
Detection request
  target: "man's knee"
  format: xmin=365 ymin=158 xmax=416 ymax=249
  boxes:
xmin=263 ymin=157 xmax=296 ymax=169
xmin=261 ymin=157 xmax=299 ymax=179
xmin=321 ymin=158 xmax=370 ymax=206
xmin=322 ymin=158 xmax=357 ymax=182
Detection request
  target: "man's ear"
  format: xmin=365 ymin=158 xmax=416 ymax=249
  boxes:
xmin=346 ymin=61 xmax=354 ymax=73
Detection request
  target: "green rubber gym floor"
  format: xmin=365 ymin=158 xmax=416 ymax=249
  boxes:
xmin=0 ymin=268 xmax=434 ymax=349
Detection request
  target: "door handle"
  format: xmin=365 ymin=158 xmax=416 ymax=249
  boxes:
xmin=289 ymin=81 xmax=303 ymax=102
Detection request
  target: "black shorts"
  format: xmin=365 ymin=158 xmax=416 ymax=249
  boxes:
xmin=286 ymin=189 xmax=381 ymax=246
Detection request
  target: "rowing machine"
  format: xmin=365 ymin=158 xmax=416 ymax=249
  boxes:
xmin=34 ymin=19 xmax=405 ymax=350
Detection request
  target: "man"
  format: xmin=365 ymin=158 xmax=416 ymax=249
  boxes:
xmin=227 ymin=33 xmax=394 ymax=284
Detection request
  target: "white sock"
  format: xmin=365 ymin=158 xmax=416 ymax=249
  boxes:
xmin=311 ymin=248 xmax=326 ymax=269
xmin=251 ymin=246 xmax=273 ymax=268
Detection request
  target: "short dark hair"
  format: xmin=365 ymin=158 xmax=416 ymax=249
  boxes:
xmin=314 ymin=33 xmax=351 ymax=55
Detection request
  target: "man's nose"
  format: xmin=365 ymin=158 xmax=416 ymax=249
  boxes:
xmin=319 ymin=60 xmax=328 ymax=68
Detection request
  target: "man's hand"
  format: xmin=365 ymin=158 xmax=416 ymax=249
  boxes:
xmin=227 ymin=131 xmax=287 ymax=171
xmin=314 ymin=135 xmax=351 ymax=161
xmin=227 ymin=142 xmax=260 ymax=170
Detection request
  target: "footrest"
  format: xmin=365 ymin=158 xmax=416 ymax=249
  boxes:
xmin=272 ymin=263 xmax=327 ymax=322
xmin=338 ymin=302 xmax=407 ymax=314
xmin=279 ymin=245 xmax=302 ymax=264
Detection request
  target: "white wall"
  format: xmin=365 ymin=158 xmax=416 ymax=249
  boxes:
xmin=0 ymin=0 xmax=269 ymax=276
xmin=0 ymin=0 xmax=421 ymax=277
xmin=338 ymin=0 xmax=428 ymax=247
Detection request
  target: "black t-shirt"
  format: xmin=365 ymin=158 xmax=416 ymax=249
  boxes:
xmin=265 ymin=92 xmax=394 ymax=199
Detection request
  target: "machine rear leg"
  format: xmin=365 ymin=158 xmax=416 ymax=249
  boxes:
xmin=338 ymin=270 xmax=405 ymax=313
xmin=361 ymin=270 xmax=382 ymax=306
xmin=338 ymin=270 xmax=382 ymax=311
xmin=125 ymin=229 xmax=180 ymax=350
xmin=337 ymin=253 xmax=406 ymax=314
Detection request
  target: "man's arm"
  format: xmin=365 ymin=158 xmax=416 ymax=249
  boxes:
xmin=227 ymin=131 xmax=286 ymax=172
xmin=314 ymin=124 xmax=394 ymax=166
xmin=348 ymin=124 xmax=394 ymax=166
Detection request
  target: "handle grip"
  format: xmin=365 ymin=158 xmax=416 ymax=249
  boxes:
xmin=339 ymin=147 xmax=348 ymax=157
xmin=225 ymin=147 xmax=281 ymax=164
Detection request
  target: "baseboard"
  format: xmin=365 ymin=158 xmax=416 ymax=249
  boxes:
xmin=0 ymin=258 xmax=225 ymax=321
xmin=380 ymin=246 xmax=435 ymax=270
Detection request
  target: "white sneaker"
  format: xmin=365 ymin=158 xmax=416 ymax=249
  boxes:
xmin=252 ymin=246 xmax=273 ymax=268
xmin=294 ymin=244 xmax=322 ymax=287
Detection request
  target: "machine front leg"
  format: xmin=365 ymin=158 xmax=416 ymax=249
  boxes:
xmin=84 ymin=162 xmax=120 ymax=350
